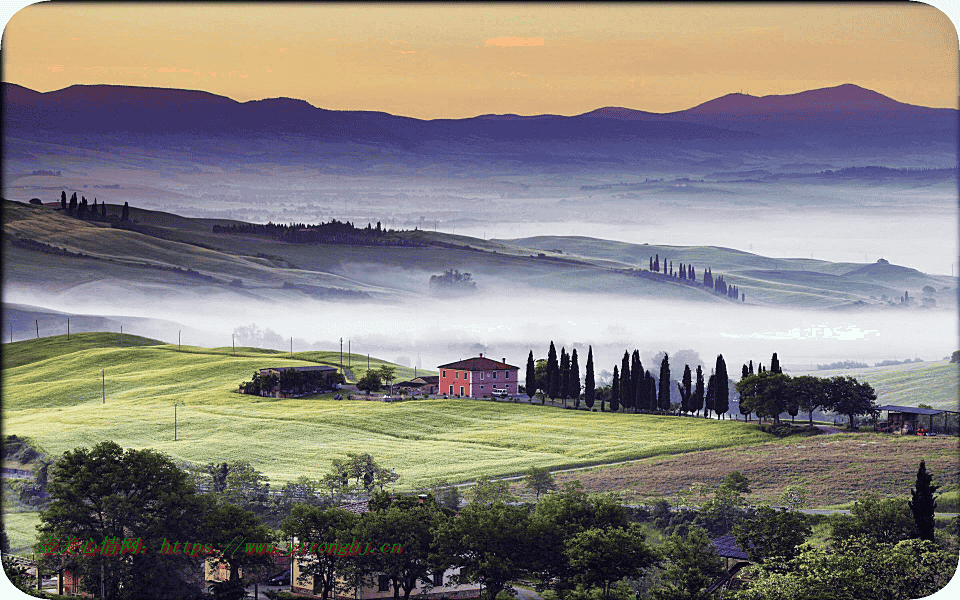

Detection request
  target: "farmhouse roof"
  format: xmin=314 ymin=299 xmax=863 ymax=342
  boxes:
xmin=437 ymin=355 xmax=519 ymax=371
xmin=712 ymin=535 xmax=750 ymax=560
xmin=415 ymin=375 xmax=440 ymax=384
xmin=875 ymin=405 xmax=946 ymax=416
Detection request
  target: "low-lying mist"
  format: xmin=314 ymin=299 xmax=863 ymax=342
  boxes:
xmin=7 ymin=286 xmax=955 ymax=378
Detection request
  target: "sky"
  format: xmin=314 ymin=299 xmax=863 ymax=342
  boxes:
xmin=2 ymin=2 xmax=958 ymax=119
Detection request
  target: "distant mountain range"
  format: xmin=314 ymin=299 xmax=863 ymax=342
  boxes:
xmin=4 ymin=82 xmax=957 ymax=173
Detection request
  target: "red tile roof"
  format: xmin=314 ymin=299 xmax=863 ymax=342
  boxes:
xmin=437 ymin=356 xmax=519 ymax=371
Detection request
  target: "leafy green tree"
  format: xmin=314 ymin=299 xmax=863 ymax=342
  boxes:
xmin=791 ymin=375 xmax=826 ymax=425
xmin=714 ymin=354 xmax=729 ymax=419
xmin=471 ymin=475 xmax=514 ymax=505
xmin=825 ymin=375 xmax=877 ymax=428
xmin=547 ymin=341 xmax=560 ymax=399
xmin=420 ymin=479 xmax=462 ymax=513
xmin=377 ymin=365 xmax=396 ymax=390
xmin=565 ymin=523 xmax=657 ymax=600
xmin=525 ymin=466 xmax=557 ymax=500
xmin=281 ymin=506 xmax=359 ymax=600
xmin=37 ymin=441 xmax=206 ymax=600
xmin=584 ymin=346 xmax=595 ymax=409
xmin=357 ymin=370 xmax=383 ymax=393
xmin=736 ymin=372 xmax=791 ymax=424
xmin=610 ymin=366 xmax=620 ymax=412
xmin=909 ymin=460 xmax=939 ymax=542
xmin=733 ymin=506 xmax=811 ymax=563
xmin=534 ymin=358 xmax=548 ymax=403
xmin=721 ymin=471 xmax=752 ymax=494
xmin=434 ymin=501 xmax=530 ymax=600
xmin=356 ymin=496 xmax=444 ymax=600
xmin=692 ymin=365 xmax=705 ymax=416
xmin=653 ymin=526 xmax=724 ymax=600
xmin=697 ymin=485 xmax=746 ymax=536
xmin=658 ymin=353 xmax=671 ymax=412
xmin=525 ymin=351 xmax=537 ymax=400
xmin=830 ymin=494 xmax=919 ymax=545
xmin=205 ymin=502 xmax=277 ymax=586
xmin=570 ymin=348 xmax=581 ymax=407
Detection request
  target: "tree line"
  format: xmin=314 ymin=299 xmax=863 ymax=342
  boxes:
xmin=6 ymin=441 xmax=953 ymax=600
xmin=50 ymin=190 xmax=130 ymax=222
xmin=647 ymin=253 xmax=743 ymax=301
xmin=212 ymin=219 xmax=427 ymax=247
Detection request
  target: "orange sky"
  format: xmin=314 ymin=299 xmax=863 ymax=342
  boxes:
xmin=2 ymin=3 xmax=957 ymax=119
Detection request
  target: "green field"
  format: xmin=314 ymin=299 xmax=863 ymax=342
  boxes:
xmin=2 ymin=511 xmax=42 ymax=554
xmin=3 ymin=334 xmax=773 ymax=488
xmin=795 ymin=360 xmax=959 ymax=411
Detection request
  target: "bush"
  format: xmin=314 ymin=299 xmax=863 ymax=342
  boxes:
xmin=758 ymin=423 xmax=820 ymax=438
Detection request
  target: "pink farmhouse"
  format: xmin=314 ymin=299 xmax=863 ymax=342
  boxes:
xmin=437 ymin=354 xmax=519 ymax=398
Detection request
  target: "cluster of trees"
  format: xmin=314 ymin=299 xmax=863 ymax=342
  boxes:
xmin=524 ymin=343 xmax=582 ymax=406
xmin=212 ymin=219 xmax=425 ymax=247
xmin=356 ymin=365 xmax=396 ymax=393
xmin=18 ymin=440 xmax=952 ymax=600
xmin=54 ymin=190 xmax=129 ymax=222
xmin=428 ymin=269 xmax=477 ymax=293
xmin=523 ymin=343 xmax=739 ymax=419
xmin=238 ymin=368 xmax=344 ymax=397
xmin=648 ymin=253 xmax=744 ymax=302
xmin=736 ymin=353 xmax=877 ymax=427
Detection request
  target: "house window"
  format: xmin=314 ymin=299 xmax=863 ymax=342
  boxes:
xmin=433 ymin=569 xmax=445 ymax=586
xmin=493 ymin=371 xmax=498 ymax=379
xmin=379 ymin=575 xmax=390 ymax=592
xmin=442 ymin=370 xmax=446 ymax=378
xmin=449 ymin=385 xmax=454 ymax=395
xmin=455 ymin=372 xmax=458 ymax=379
xmin=480 ymin=385 xmax=484 ymax=389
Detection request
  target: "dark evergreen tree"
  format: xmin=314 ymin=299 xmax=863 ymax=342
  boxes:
xmin=770 ymin=352 xmax=782 ymax=374
xmin=679 ymin=364 xmax=692 ymax=414
xmin=749 ymin=360 xmax=755 ymax=375
xmin=77 ymin=197 xmax=87 ymax=218
xmin=715 ymin=354 xmax=729 ymax=419
xmin=570 ymin=349 xmax=581 ymax=408
xmin=705 ymin=373 xmax=716 ymax=417
xmin=101 ymin=201 xmax=107 ymax=218
xmin=630 ymin=350 xmax=642 ymax=413
xmin=68 ymin=192 xmax=77 ymax=215
xmin=547 ymin=341 xmax=560 ymax=400
xmin=584 ymin=346 xmax=595 ymax=409
xmin=559 ymin=348 xmax=570 ymax=404
xmin=742 ymin=364 xmax=749 ymax=379
xmin=654 ymin=254 xmax=660 ymax=273
xmin=658 ymin=353 xmax=671 ymax=412
xmin=646 ymin=372 xmax=657 ymax=413
xmin=525 ymin=351 xmax=537 ymax=401
xmin=610 ymin=366 xmax=620 ymax=412
xmin=619 ymin=351 xmax=631 ymax=412
xmin=909 ymin=459 xmax=939 ymax=542
xmin=60 ymin=190 xmax=67 ymax=210
xmin=689 ymin=264 xmax=695 ymax=282
xmin=121 ymin=201 xmax=130 ymax=221
xmin=669 ymin=260 xmax=673 ymax=276
xmin=649 ymin=257 xmax=653 ymax=271
xmin=692 ymin=365 xmax=705 ymax=416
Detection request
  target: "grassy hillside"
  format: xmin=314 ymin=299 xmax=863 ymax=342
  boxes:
xmin=7 ymin=200 xmax=954 ymax=309
xmin=3 ymin=335 xmax=773 ymax=488
xmin=794 ymin=360 xmax=959 ymax=411
xmin=2 ymin=331 xmax=165 ymax=369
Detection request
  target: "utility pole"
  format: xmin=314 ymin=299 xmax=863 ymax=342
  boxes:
xmin=102 ymin=369 xmax=105 ymax=404
xmin=368 ymin=354 xmax=370 ymax=371
xmin=36 ymin=319 xmax=39 ymax=339
xmin=67 ymin=318 xmax=70 ymax=340
xmin=290 ymin=337 xmax=293 ymax=359
xmin=232 ymin=334 xmax=235 ymax=356
xmin=120 ymin=325 xmax=123 ymax=347
xmin=178 ymin=330 xmax=181 ymax=351
xmin=348 ymin=340 xmax=351 ymax=367
xmin=340 ymin=338 xmax=343 ymax=375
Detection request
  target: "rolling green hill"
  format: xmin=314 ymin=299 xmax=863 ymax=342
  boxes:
xmin=5 ymin=200 xmax=955 ymax=309
xmin=3 ymin=335 xmax=774 ymax=488
xmin=793 ymin=359 xmax=959 ymax=411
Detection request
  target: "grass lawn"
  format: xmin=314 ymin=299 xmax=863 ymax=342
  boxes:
xmin=793 ymin=360 xmax=959 ymax=411
xmin=3 ymin=335 xmax=772 ymax=489
xmin=2 ymin=511 xmax=41 ymax=554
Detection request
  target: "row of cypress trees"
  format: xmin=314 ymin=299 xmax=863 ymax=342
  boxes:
xmin=524 ymin=343 xmax=733 ymax=418
xmin=56 ymin=190 xmax=129 ymax=222
xmin=648 ymin=252 xmax=745 ymax=302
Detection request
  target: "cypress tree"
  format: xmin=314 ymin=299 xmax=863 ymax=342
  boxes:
xmin=610 ymin=366 xmax=620 ymax=412
xmin=547 ymin=341 xmax=559 ymax=400
xmin=646 ymin=372 xmax=656 ymax=413
xmin=559 ymin=347 xmax=570 ymax=404
xmin=60 ymin=190 xmax=67 ymax=210
xmin=742 ymin=364 xmax=749 ymax=379
xmin=692 ymin=366 xmax=705 ymax=416
xmin=680 ymin=364 xmax=692 ymax=414
xmin=909 ymin=459 xmax=939 ymax=542
xmin=570 ymin=348 xmax=581 ymax=408
xmin=715 ymin=355 xmax=729 ymax=419
xmin=525 ymin=351 xmax=537 ymax=401
xmin=658 ymin=353 xmax=671 ymax=412
xmin=689 ymin=264 xmax=695 ymax=282
xmin=770 ymin=352 xmax=781 ymax=374
xmin=584 ymin=346 xmax=595 ymax=409
xmin=630 ymin=350 xmax=642 ymax=413
xmin=68 ymin=192 xmax=77 ymax=215
xmin=748 ymin=360 xmax=754 ymax=375
xmin=649 ymin=257 xmax=653 ymax=271
xmin=121 ymin=201 xmax=130 ymax=222
xmin=619 ymin=351 xmax=631 ymax=412
xmin=705 ymin=373 xmax=716 ymax=417
xmin=654 ymin=254 xmax=659 ymax=273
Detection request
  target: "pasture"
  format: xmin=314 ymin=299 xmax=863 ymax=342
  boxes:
xmin=3 ymin=334 xmax=772 ymax=488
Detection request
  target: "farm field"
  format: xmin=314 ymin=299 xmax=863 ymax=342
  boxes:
xmin=3 ymin=334 xmax=774 ymax=488
xmin=538 ymin=432 xmax=959 ymax=507
xmin=794 ymin=359 xmax=960 ymax=411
